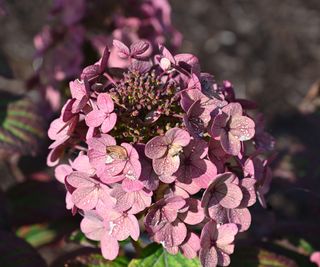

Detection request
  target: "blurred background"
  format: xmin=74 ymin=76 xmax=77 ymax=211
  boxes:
xmin=0 ymin=0 xmax=320 ymax=266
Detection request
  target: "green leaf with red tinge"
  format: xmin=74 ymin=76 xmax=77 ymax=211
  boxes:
xmin=0 ymin=92 xmax=45 ymax=157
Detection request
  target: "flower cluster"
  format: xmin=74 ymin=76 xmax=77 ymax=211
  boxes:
xmin=49 ymin=40 xmax=275 ymax=267
xmin=31 ymin=0 xmax=181 ymax=113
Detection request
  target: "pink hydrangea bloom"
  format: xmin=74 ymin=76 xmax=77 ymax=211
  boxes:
xmin=199 ymin=221 xmax=238 ymax=267
xmin=145 ymin=128 xmax=191 ymax=178
xmin=202 ymin=173 xmax=256 ymax=232
xmin=66 ymin=171 xmax=114 ymax=211
xmin=85 ymin=93 xmax=117 ymax=133
xmin=47 ymin=39 xmax=275 ymax=264
xmin=111 ymin=185 xmax=152 ymax=215
xmin=80 ymin=211 xmax=119 ymax=260
xmin=174 ymin=139 xmax=217 ymax=194
xmin=211 ymin=103 xmax=255 ymax=156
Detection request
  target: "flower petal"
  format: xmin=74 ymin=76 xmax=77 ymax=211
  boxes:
xmin=113 ymin=40 xmax=130 ymax=59
xmin=97 ymin=93 xmax=114 ymax=113
xmin=153 ymin=154 xmax=180 ymax=177
xmin=145 ymin=136 xmax=168 ymax=159
xmin=72 ymin=186 xmax=99 ymax=210
xmin=229 ymin=116 xmax=255 ymax=141
xmin=220 ymin=131 xmax=241 ymax=156
xmin=101 ymin=112 xmax=117 ymax=133
xmin=101 ymin=233 xmax=119 ymax=260
xmin=85 ymin=110 xmax=106 ymax=127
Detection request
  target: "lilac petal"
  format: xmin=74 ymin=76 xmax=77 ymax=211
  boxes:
xmin=97 ymin=93 xmax=114 ymax=113
xmin=217 ymin=251 xmax=231 ymax=267
xmin=101 ymin=112 xmax=117 ymax=133
xmin=71 ymin=96 xmax=88 ymax=113
xmin=100 ymin=173 xmax=124 ymax=184
xmin=165 ymin=185 xmax=190 ymax=199
xmin=222 ymin=102 xmax=243 ymax=117
xmin=99 ymin=45 xmax=109 ymax=73
xmin=216 ymin=223 xmax=238 ymax=245
xmin=47 ymin=146 xmax=64 ymax=167
xmin=145 ymin=136 xmax=168 ymax=159
xmin=200 ymin=221 xmax=217 ymax=248
xmin=228 ymin=208 xmax=251 ymax=232
xmin=72 ymin=186 xmax=99 ymax=210
xmin=188 ymin=73 xmax=201 ymax=90
xmin=163 ymin=197 xmax=186 ymax=222
xmin=165 ymin=128 xmax=191 ymax=147
xmin=200 ymin=247 xmax=218 ymax=267
xmin=159 ymin=44 xmax=175 ymax=63
xmin=128 ymin=214 xmax=140 ymax=241
xmin=190 ymin=159 xmax=217 ymax=189
xmin=180 ymin=233 xmax=201 ymax=259
xmin=122 ymin=142 xmax=139 ymax=160
xmin=101 ymin=233 xmax=119 ymax=260
xmin=180 ymin=199 xmax=204 ymax=225
xmin=215 ymin=182 xmax=243 ymax=209
xmin=229 ymin=116 xmax=255 ymax=141
xmin=220 ymin=131 xmax=241 ymax=156
xmin=80 ymin=211 xmax=104 ymax=241
xmin=211 ymin=113 xmax=228 ymax=138
xmin=160 ymin=57 xmax=172 ymax=70
xmin=113 ymin=40 xmax=130 ymax=59
xmin=130 ymin=190 xmax=152 ymax=214
xmin=55 ymin=164 xmax=72 ymax=183
xmin=66 ymin=171 xmax=95 ymax=188
xmin=129 ymin=60 xmax=152 ymax=73
xmin=71 ymin=154 xmax=95 ymax=174
xmin=153 ymin=155 xmax=180 ymax=177
xmin=219 ymin=244 xmax=235 ymax=255
xmin=96 ymin=188 xmax=115 ymax=214
xmin=81 ymin=64 xmax=100 ymax=80
xmin=69 ymin=79 xmax=87 ymax=100
xmin=239 ymin=178 xmax=257 ymax=207
xmin=48 ymin=118 xmax=68 ymax=140
xmin=207 ymin=204 xmax=228 ymax=223
xmin=130 ymin=40 xmax=150 ymax=58
xmin=166 ymin=246 xmax=179 ymax=255
xmin=122 ymin=158 xmax=142 ymax=183
xmin=111 ymin=186 xmax=134 ymax=212
xmin=175 ymin=179 xmax=201 ymax=195
xmin=122 ymin=178 xmax=144 ymax=192
xmin=87 ymin=134 xmax=116 ymax=151
xmin=138 ymin=150 xmax=159 ymax=191
xmin=111 ymin=215 xmax=132 ymax=241
xmin=107 ymin=215 xmax=138 ymax=242
xmin=85 ymin=110 xmax=106 ymax=127
xmin=154 ymin=221 xmax=187 ymax=247
xmin=159 ymin=174 xmax=176 ymax=184
xmin=175 ymin=54 xmax=200 ymax=75
xmin=185 ymin=138 xmax=208 ymax=160
xmin=103 ymin=159 xmax=127 ymax=177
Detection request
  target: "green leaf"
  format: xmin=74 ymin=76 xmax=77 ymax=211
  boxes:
xmin=298 ymin=239 xmax=315 ymax=254
xmin=129 ymin=245 xmax=201 ymax=267
xmin=16 ymin=220 xmax=76 ymax=247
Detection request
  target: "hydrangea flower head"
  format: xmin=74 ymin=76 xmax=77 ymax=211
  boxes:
xmin=48 ymin=39 xmax=275 ymax=266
